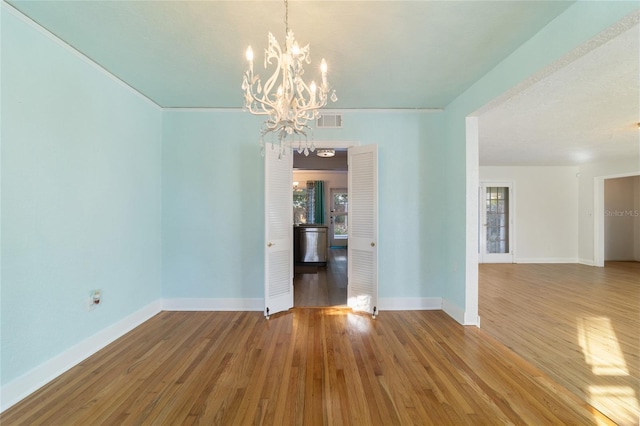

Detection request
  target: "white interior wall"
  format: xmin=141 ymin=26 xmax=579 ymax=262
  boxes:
xmin=635 ymin=176 xmax=640 ymax=261
xmin=604 ymin=176 xmax=638 ymax=260
xmin=480 ymin=166 xmax=579 ymax=263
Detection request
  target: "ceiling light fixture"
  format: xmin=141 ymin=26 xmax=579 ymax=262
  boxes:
xmin=316 ymin=149 xmax=335 ymax=158
xmin=242 ymin=0 xmax=337 ymax=158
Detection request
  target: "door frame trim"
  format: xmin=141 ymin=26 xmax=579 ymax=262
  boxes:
xmin=465 ymin=117 xmax=480 ymax=326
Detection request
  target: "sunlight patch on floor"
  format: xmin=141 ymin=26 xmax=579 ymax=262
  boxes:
xmin=577 ymin=316 xmax=639 ymax=425
xmin=347 ymin=312 xmax=372 ymax=333
xmin=577 ymin=317 xmax=628 ymax=376
xmin=588 ymin=385 xmax=639 ymax=425
xmin=348 ymin=294 xmax=373 ymax=314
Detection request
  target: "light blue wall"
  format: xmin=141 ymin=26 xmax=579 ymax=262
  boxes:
xmin=161 ymin=111 xmax=264 ymax=298
xmin=1 ymin=9 xmax=162 ymax=384
xmin=439 ymin=1 xmax=639 ymax=309
xmin=315 ymin=112 xmax=447 ymax=299
xmin=162 ymin=110 xmax=447 ymax=300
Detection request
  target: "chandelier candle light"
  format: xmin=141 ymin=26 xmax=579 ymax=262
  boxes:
xmin=242 ymin=0 xmax=337 ymax=157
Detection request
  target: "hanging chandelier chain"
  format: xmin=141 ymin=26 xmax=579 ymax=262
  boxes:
xmin=284 ymin=0 xmax=289 ymax=36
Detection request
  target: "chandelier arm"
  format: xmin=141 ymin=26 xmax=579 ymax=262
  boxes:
xmin=295 ymin=74 xmax=329 ymax=101
xmin=292 ymin=115 xmax=315 ymax=132
xmin=262 ymin=34 xmax=283 ymax=97
xmin=247 ymin=79 xmax=276 ymax=108
xmin=244 ymin=84 xmax=278 ymax=114
xmin=244 ymin=77 xmax=282 ymax=114
xmin=293 ymin=98 xmax=329 ymax=114
xmin=247 ymin=105 xmax=275 ymax=116
xmin=298 ymin=43 xmax=311 ymax=65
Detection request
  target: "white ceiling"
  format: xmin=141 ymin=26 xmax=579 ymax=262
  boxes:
xmin=478 ymin=19 xmax=639 ymax=166
xmin=4 ymin=0 xmax=639 ymax=166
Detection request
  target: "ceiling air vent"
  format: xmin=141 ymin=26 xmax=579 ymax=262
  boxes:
xmin=317 ymin=114 xmax=343 ymax=129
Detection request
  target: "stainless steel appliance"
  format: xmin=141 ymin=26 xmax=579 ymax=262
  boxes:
xmin=295 ymin=225 xmax=328 ymax=263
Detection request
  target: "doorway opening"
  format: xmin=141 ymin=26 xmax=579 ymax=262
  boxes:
xmin=595 ymin=173 xmax=640 ymax=266
xmin=264 ymin=140 xmax=377 ymax=317
xmin=292 ymin=148 xmax=348 ymax=307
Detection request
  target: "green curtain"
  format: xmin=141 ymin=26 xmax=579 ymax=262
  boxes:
xmin=314 ymin=181 xmax=325 ymax=224
xmin=305 ymin=180 xmax=325 ymax=224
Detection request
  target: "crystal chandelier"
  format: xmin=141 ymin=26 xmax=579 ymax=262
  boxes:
xmin=242 ymin=0 xmax=337 ymax=157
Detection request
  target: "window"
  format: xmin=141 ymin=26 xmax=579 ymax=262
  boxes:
xmin=293 ymin=188 xmax=308 ymax=224
xmin=332 ymin=191 xmax=348 ymax=238
xmin=486 ymin=187 xmax=509 ymax=253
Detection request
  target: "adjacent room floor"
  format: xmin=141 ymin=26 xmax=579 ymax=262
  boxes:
xmin=294 ymin=247 xmax=347 ymax=307
xmin=479 ymin=261 xmax=640 ymax=425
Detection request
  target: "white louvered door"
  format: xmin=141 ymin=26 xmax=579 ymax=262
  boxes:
xmin=264 ymin=144 xmax=293 ymax=318
xmin=347 ymin=145 xmax=378 ymax=315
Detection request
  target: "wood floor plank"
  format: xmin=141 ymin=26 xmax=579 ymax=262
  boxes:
xmin=6 ymin=259 xmax=633 ymax=424
xmin=479 ymin=261 xmax=640 ymax=425
xmin=294 ymin=248 xmax=347 ymax=307
xmin=2 ymin=307 xmax=617 ymax=425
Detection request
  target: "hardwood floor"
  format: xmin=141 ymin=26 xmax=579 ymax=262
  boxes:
xmin=479 ymin=261 xmax=640 ymax=425
xmin=1 ymin=308 xmax=613 ymax=425
xmin=294 ymin=247 xmax=347 ymax=307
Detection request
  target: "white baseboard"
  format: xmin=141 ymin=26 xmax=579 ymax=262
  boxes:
xmin=440 ymin=298 xmax=479 ymax=326
xmin=0 ymin=300 xmax=162 ymax=413
xmin=463 ymin=312 xmax=481 ymax=326
xmin=162 ymin=298 xmax=263 ymax=311
xmin=516 ymin=258 xmax=579 ymax=264
xmin=578 ymin=258 xmax=596 ymax=266
xmin=379 ymin=297 xmax=442 ymax=310
xmin=441 ymin=298 xmax=465 ymax=324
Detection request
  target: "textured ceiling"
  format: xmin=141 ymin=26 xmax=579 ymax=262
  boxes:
xmin=478 ymin=19 xmax=639 ymax=166
xmin=4 ymin=1 xmax=639 ymax=166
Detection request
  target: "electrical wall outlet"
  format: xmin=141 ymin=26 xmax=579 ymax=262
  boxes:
xmin=85 ymin=289 xmax=102 ymax=311
xmin=91 ymin=289 xmax=101 ymax=305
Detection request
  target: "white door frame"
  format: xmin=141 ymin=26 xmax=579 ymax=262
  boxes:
xmin=464 ymin=116 xmax=480 ymax=326
xmin=479 ymin=181 xmax=515 ymax=264
xmin=594 ymin=171 xmax=640 ymax=267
